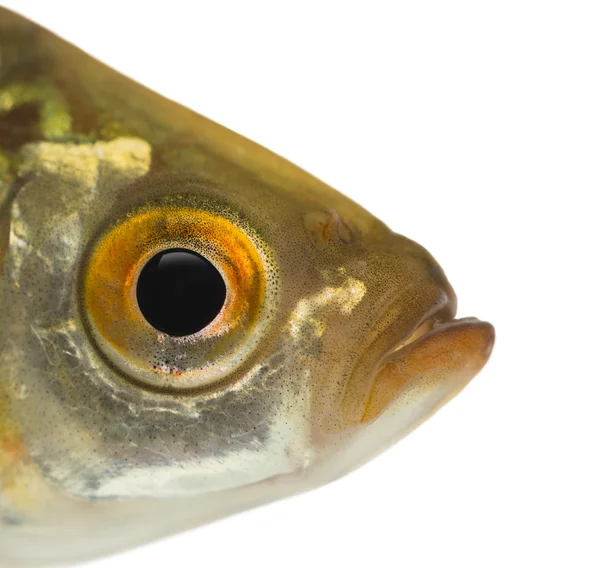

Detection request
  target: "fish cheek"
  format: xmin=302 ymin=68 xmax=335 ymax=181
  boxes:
xmin=0 ymin=137 xmax=156 ymax=501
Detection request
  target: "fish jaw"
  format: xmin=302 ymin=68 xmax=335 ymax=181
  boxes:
xmin=362 ymin=317 xmax=495 ymax=425
xmin=316 ymin=316 xmax=494 ymax=480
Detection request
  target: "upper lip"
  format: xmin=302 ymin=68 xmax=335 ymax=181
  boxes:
xmin=388 ymin=314 xmax=488 ymax=359
xmin=390 ymin=315 xmax=447 ymax=355
xmin=388 ymin=291 xmax=457 ymax=354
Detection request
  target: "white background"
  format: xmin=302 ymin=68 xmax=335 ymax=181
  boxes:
xmin=3 ymin=1 xmax=599 ymax=567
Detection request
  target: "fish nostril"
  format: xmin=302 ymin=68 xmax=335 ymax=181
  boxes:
xmin=136 ymin=248 xmax=226 ymax=337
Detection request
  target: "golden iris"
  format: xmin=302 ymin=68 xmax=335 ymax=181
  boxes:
xmin=82 ymin=204 xmax=271 ymax=391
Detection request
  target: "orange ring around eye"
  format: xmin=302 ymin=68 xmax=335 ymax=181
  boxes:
xmin=82 ymin=205 xmax=271 ymax=390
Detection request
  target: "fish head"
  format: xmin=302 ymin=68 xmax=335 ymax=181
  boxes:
xmin=0 ymin=7 xmax=494 ymax=565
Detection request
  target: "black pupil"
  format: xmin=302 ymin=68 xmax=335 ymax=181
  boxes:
xmin=136 ymin=248 xmax=226 ymax=337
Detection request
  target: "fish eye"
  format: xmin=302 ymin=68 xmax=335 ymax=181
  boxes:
xmin=136 ymin=248 xmax=227 ymax=337
xmin=82 ymin=203 xmax=277 ymax=391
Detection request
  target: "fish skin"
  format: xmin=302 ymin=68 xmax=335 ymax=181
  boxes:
xmin=0 ymin=7 xmax=494 ymax=567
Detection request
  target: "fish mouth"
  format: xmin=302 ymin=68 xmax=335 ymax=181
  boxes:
xmin=359 ymin=305 xmax=495 ymax=425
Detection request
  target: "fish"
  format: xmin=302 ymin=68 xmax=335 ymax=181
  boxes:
xmin=0 ymin=7 xmax=494 ymax=567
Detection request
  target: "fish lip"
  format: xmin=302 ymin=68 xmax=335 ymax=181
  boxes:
xmin=386 ymin=314 xmax=494 ymax=361
xmin=358 ymin=313 xmax=495 ymax=425
xmin=386 ymin=302 xmax=458 ymax=358
xmin=340 ymin=289 xmax=458 ymax=427
xmin=364 ymin=287 xmax=459 ymax=375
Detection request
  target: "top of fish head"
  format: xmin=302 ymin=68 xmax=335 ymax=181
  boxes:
xmin=0 ymin=8 xmax=494 ymax=566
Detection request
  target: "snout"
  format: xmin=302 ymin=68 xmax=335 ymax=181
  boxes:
xmin=338 ymin=229 xmax=494 ymax=432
